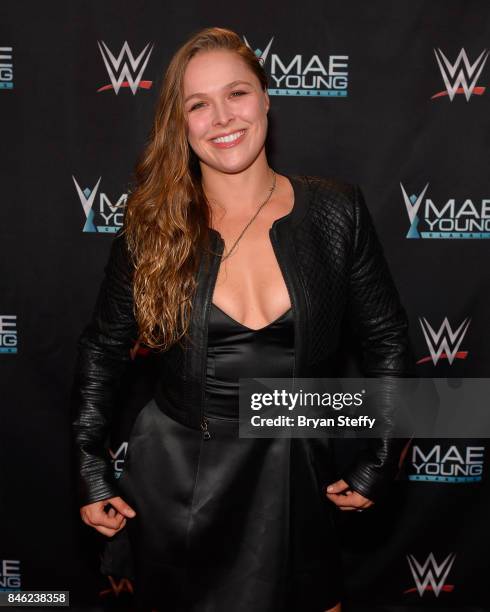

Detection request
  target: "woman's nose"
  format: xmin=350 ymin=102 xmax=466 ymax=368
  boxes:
xmin=212 ymin=100 xmax=234 ymax=126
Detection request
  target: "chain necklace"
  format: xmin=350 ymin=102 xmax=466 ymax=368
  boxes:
xmin=220 ymin=169 xmax=277 ymax=261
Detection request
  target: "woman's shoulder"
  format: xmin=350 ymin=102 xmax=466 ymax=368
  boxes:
xmin=301 ymin=174 xmax=357 ymax=202
xmin=104 ymin=228 xmax=136 ymax=280
xmin=296 ymin=174 xmax=363 ymax=223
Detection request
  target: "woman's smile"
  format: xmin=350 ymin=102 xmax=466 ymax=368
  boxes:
xmin=210 ymin=128 xmax=247 ymax=148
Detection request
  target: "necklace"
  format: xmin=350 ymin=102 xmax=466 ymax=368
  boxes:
xmin=220 ymin=169 xmax=277 ymax=261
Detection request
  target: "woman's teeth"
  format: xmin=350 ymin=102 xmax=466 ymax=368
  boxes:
xmin=212 ymin=130 xmax=245 ymax=143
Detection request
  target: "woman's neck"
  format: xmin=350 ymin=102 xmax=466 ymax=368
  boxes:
xmin=200 ymin=158 xmax=274 ymax=217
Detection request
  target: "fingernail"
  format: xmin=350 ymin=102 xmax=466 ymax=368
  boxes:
xmin=128 ymin=509 xmax=136 ymax=517
xmin=326 ymin=485 xmax=333 ymax=492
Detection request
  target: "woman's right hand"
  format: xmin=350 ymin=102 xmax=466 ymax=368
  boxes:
xmin=80 ymin=496 xmax=136 ymax=537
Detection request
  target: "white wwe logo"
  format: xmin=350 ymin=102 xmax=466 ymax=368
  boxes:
xmin=407 ymin=552 xmax=455 ymax=597
xmin=98 ymin=40 xmax=153 ymax=94
xmin=419 ymin=317 xmax=470 ymax=365
xmin=433 ymin=48 xmax=488 ymax=101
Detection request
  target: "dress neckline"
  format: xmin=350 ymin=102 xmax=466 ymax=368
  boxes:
xmin=211 ymin=302 xmax=292 ymax=332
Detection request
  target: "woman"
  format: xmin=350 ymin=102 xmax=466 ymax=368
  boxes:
xmin=72 ymin=27 xmax=413 ymax=612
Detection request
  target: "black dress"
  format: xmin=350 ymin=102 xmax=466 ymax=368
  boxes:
xmin=116 ymin=302 xmax=343 ymax=612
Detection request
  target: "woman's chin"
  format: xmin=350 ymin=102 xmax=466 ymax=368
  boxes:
xmin=201 ymin=162 xmax=249 ymax=176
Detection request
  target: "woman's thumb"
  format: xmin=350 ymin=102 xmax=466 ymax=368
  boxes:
xmin=109 ymin=496 xmax=136 ymax=517
xmin=325 ymin=479 xmax=349 ymax=494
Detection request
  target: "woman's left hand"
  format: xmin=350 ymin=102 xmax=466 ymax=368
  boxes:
xmin=324 ymin=479 xmax=374 ymax=511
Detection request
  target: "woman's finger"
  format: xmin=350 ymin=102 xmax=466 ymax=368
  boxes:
xmin=94 ymin=517 xmax=127 ymax=537
xmin=326 ymin=492 xmax=372 ymax=510
xmin=92 ymin=514 xmax=126 ymax=529
xmin=324 ymin=479 xmax=350 ymax=495
xmin=325 ymin=494 xmax=354 ymax=507
xmin=85 ymin=509 xmax=126 ymax=529
xmin=94 ymin=524 xmax=121 ymax=537
xmin=108 ymin=496 xmax=136 ymax=518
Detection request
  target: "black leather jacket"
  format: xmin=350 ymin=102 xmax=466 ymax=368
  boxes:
xmin=71 ymin=175 xmax=414 ymax=507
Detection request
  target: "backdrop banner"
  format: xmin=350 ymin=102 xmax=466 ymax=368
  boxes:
xmin=1 ymin=1 xmax=489 ymax=609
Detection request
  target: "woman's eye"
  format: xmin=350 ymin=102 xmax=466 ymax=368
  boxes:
xmin=189 ymin=91 xmax=247 ymax=111
xmin=189 ymin=102 xmax=205 ymax=111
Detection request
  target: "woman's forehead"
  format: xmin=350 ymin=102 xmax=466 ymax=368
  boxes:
xmin=183 ymin=50 xmax=255 ymax=93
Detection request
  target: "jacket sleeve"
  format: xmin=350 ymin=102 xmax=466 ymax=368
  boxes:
xmin=71 ymin=230 xmax=139 ymax=507
xmin=341 ymin=184 xmax=415 ymax=502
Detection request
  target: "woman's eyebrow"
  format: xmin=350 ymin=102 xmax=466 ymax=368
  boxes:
xmin=184 ymin=80 xmax=253 ymax=103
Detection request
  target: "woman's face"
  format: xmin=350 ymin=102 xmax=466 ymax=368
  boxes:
xmin=183 ymin=49 xmax=270 ymax=175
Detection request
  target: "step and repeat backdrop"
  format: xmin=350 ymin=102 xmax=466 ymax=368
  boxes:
xmin=1 ymin=1 xmax=489 ymax=610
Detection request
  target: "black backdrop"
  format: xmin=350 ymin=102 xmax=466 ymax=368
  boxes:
xmin=1 ymin=1 xmax=489 ymax=610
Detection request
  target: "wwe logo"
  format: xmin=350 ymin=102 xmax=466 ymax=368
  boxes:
xmin=406 ymin=553 xmax=455 ymax=597
xmin=400 ymin=182 xmax=429 ymax=239
xmin=99 ymin=576 xmax=134 ymax=598
xmin=432 ymin=48 xmax=488 ymax=101
xmin=243 ymin=36 xmax=274 ymax=66
xmin=417 ymin=317 xmax=470 ymax=366
xmin=97 ymin=41 xmax=153 ymax=94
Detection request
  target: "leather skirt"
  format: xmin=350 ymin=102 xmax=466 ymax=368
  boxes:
xmin=106 ymin=397 xmax=344 ymax=612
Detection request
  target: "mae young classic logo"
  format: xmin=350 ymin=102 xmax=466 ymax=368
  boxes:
xmin=109 ymin=442 xmax=128 ymax=479
xmin=405 ymin=553 xmax=456 ymax=597
xmin=0 ymin=560 xmax=21 ymax=591
xmin=417 ymin=317 xmax=470 ymax=366
xmin=401 ymin=183 xmax=490 ymax=239
xmin=0 ymin=47 xmax=13 ymax=90
xmin=432 ymin=48 xmax=488 ymax=101
xmin=97 ymin=41 xmax=153 ymax=94
xmin=72 ymin=176 xmax=127 ymax=233
xmin=0 ymin=315 xmax=17 ymax=354
xmin=243 ymin=35 xmax=348 ymax=97
xmin=409 ymin=443 xmax=483 ymax=483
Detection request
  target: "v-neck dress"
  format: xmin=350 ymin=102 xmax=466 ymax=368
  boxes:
xmin=114 ymin=301 xmax=343 ymax=612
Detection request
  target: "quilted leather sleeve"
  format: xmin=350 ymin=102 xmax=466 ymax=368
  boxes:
xmin=341 ymin=185 xmax=415 ymax=502
xmin=71 ymin=231 xmax=139 ymax=507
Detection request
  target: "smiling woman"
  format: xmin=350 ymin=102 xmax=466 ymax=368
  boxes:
xmin=183 ymin=49 xmax=270 ymax=177
xmin=72 ymin=26 xmax=414 ymax=612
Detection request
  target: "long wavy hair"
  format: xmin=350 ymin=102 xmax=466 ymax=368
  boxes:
xmin=122 ymin=27 xmax=269 ymax=352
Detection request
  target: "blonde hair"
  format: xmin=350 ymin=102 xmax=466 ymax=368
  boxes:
xmin=122 ymin=27 xmax=268 ymax=351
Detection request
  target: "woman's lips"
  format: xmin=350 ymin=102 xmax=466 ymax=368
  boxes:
xmin=209 ymin=129 xmax=247 ymax=149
